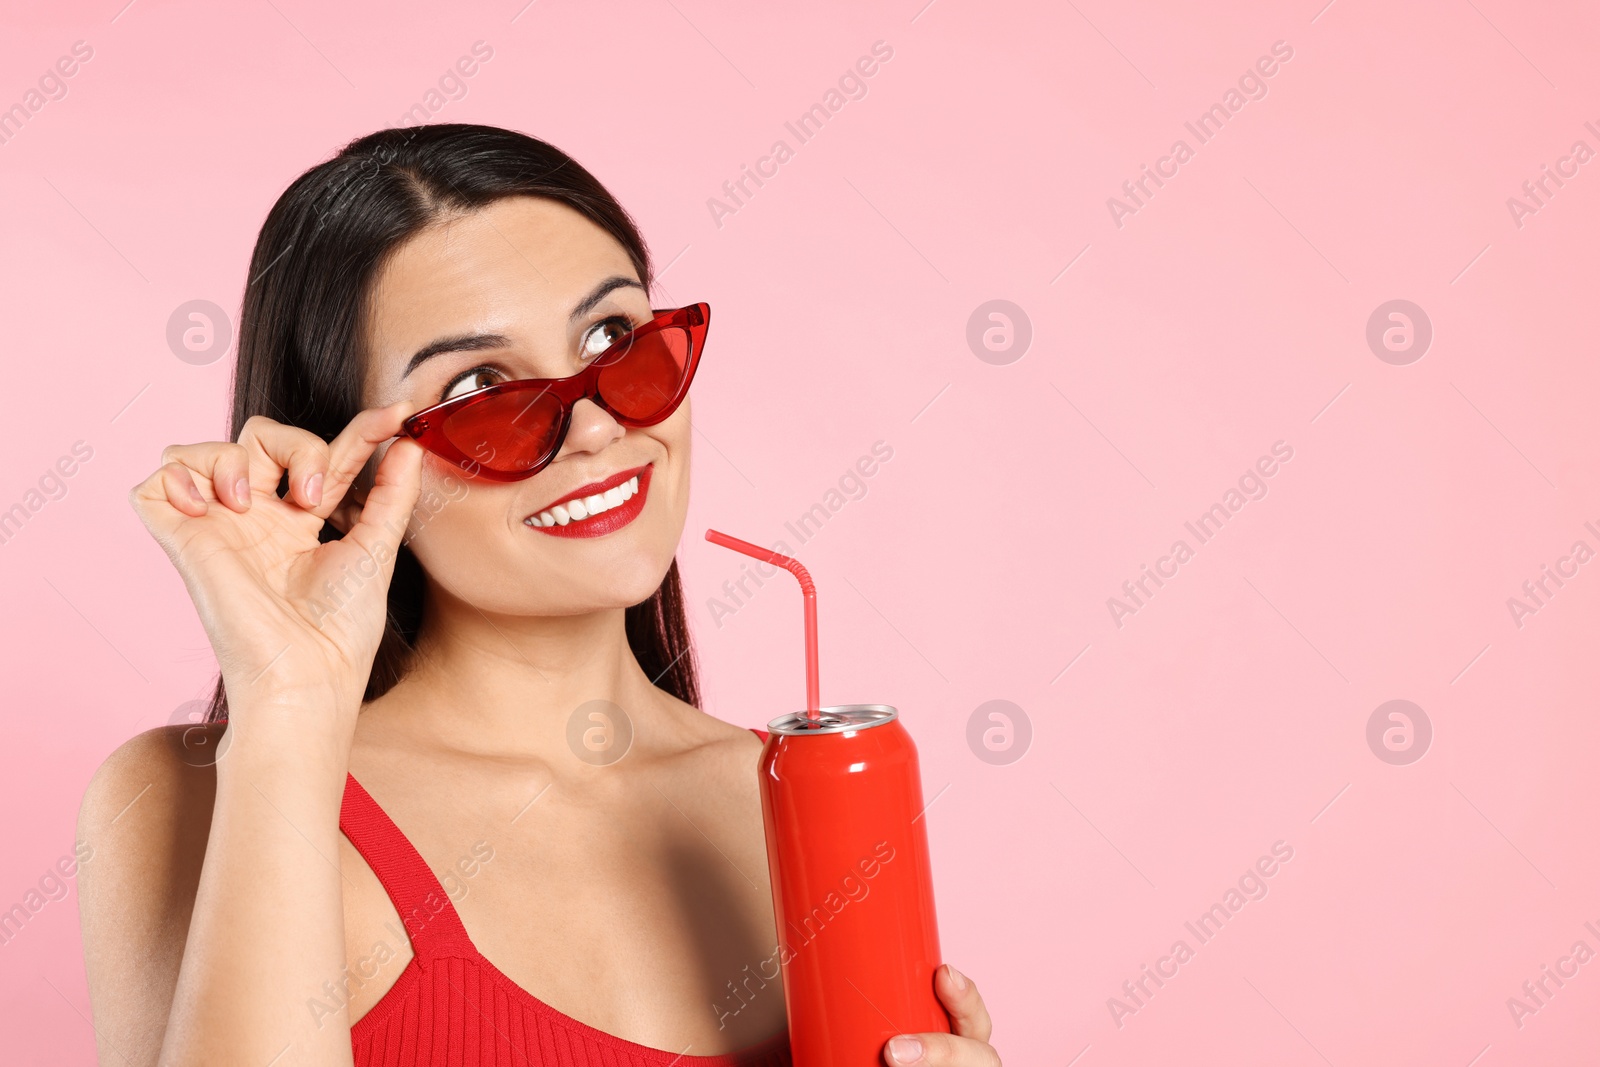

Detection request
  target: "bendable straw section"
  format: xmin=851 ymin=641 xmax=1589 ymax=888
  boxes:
xmin=705 ymin=529 xmax=820 ymax=719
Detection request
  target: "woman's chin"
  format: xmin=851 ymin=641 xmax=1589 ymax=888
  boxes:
xmin=616 ymin=565 xmax=678 ymax=608
xmin=526 ymin=565 xmax=677 ymax=616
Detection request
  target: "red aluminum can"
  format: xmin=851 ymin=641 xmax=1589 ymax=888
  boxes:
xmin=759 ymin=705 xmax=948 ymax=1066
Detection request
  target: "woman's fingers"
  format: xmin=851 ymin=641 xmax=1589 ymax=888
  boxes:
xmin=150 ymin=418 xmax=325 ymax=514
xmin=883 ymin=1032 xmax=1001 ymax=1067
xmin=236 ymin=415 xmax=332 ymax=510
xmin=935 ymin=965 xmax=992 ymax=1044
xmin=133 ymin=403 xmax=416 ymax=532
xmin=313 ymin=401 xmax=417 ymax=521
xmin=156 ymin=441 xmax=252 ymax=511
xmin=132 ymin=446 xmax=239 ymax=525
xmin=338 ymin=435 xmax=424 ymax=571
xmin=880 ymin=966 xmax=999 ymax=1067
xmin=156 ymin=462 xmax=207 ymax=518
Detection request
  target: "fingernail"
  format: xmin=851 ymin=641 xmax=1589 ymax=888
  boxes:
xmin=234 ymin=478 xmax=250 ymax=505
xmin=188 ymin=482 xmax=205 ymax=505
xmin=888 ymin=1036 xmax=923 ymax=1064
xmin=948 ymin=965 xmax=967 ymax=992
xmin=306 ymin=472 xmax=324 ymax=505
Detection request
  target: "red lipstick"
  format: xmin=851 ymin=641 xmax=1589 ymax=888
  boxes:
xmin=523 ymin=464 xmax=652 ymax=539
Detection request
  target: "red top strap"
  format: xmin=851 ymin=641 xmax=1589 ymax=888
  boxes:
xmin=339 ymin=773 xmax=472 ymax=960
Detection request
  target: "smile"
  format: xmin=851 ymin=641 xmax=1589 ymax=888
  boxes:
xmin=523 ymin=464 xmax=652 ymax=539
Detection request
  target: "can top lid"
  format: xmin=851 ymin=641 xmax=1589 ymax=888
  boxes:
xmin=767 ymin=704 xmax=897 ymax=735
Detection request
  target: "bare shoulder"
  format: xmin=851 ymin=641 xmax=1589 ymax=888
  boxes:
xmin=78 ymin=722 xmax=222 ymax=922
xmin=77 ymin=723 xmax=224 ymax=1063
xmin=661 ymin=690 xmax=765 ymax=757
xmin=78 ymin=723 xmax=223 ymax=858
xmin=655 ymin=693 xmax=768 ymax=804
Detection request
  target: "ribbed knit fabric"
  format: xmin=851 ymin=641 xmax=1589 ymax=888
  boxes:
xmin=339 ymin=730 xmax=791 ymax=1067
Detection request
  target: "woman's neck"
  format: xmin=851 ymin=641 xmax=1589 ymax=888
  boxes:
xmin=358 ymin=588 xmax=681 ymax=765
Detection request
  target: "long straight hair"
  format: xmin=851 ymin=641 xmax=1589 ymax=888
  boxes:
xmin=204 ymin=124 xmax=700 ymax=722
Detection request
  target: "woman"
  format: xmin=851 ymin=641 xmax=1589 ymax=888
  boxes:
xmin=77 ymin=124 xmax=1001 ymax=1066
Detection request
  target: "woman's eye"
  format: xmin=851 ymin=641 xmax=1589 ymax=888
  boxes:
xmin=441 ymin=367 xmax=502 ymax=402
xmin=581 ymin=316 xmax=633 ymax=360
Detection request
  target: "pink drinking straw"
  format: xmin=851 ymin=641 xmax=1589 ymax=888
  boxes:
xmin=705 ymin=529 xmax=821 ymax=721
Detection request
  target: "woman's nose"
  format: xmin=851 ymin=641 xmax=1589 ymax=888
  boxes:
xmin=558 ymin=397 xmax=626 ymax=457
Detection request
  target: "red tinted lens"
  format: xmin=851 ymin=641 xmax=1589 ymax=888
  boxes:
xmin=597 ymin=325 xmax=691 ymax=421
xmin=441 ymin=388 xmax=565 ymax=474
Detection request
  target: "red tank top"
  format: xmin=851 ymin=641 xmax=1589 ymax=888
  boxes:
xmin=338 ymin=730 xmax=791 ymax=1066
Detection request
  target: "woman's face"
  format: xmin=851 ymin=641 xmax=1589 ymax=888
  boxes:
xmin=351 ymin=195 xmax=690 ymax=618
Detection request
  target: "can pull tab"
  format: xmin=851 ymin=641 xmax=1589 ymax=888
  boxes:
xmin=705 ymin=529 xmax=821 ymax=721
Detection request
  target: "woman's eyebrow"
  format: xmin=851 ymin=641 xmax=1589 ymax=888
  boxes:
xmin=400 ymin=276 xmax=645 ymax=380
xmin=568 ymin=275 xmax=644 ymax=322
xmin=401 ymin=332 xmax=511 ymax=379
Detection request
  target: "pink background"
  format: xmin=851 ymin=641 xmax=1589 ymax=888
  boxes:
xmin=3 ymin=0 xmax=1598 ymax=1062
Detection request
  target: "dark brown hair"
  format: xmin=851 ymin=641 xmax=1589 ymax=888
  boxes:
xmin=205 ymin=123 xmax=699 ymax=722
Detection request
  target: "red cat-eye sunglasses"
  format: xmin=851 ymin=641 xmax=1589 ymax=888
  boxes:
xmin=394 ymin=302 xmax=709 ymax=482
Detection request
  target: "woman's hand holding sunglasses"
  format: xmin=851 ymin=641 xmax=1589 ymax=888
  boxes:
xmin=128 ymin=403 xmax=425 ymax=733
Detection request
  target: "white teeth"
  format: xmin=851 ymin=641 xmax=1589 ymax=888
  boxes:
xmin=529 ymin=472 xmax=646 ymax=528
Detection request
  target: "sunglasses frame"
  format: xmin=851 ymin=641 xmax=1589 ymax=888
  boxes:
xmin=398 ymin=302 xmax=709 ymax=482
